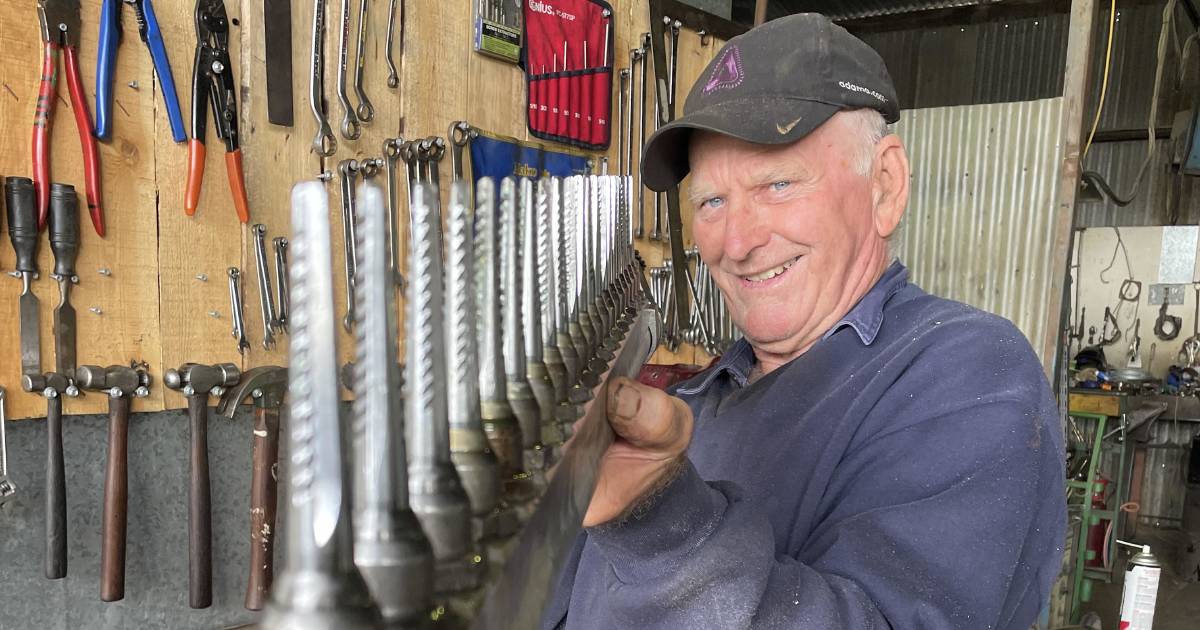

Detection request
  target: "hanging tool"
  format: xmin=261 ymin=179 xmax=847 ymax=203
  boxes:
xmin=616 ymin=69 xmax=628 ymax=175
xmin=445 ymin=180 xmax=501 ymax=522
xmin=186 ymin=0 xmax=251 ymax=223
xmin=339 ymin=159 xmax=361 ymax=332
xmin=1128 ymin=320 xmax=1143 ymax=368
xmin=384 ymin=0 xmax=400 ymax=88
xmin=537 ymin=179 xmax=568 ymax=425
xmin=228 ymin=267 xmax=251 ymax=354
xmin=448 ymin=121 xmax=475 ymax=182
xmin=261 ymin=180 xmax=379 ymax=628
xmin=216 ymin=366 xmax=288 ymax=611
xmin=6 ymin=177 xmax=43 ymax=377
xmin=501 ymin=178 xmax=545 ymax=473
xmin=164 ymin=363 xmax=240 ymax=609
xmin=273 ymin=237 xmax=290 ymax=333
xmin=352 ymin=0 xmax=373 ymax=123
xmin=309 ymin=0 xmax=336 ymax=155
xmin=1155 ymin=296 xmax=1182 ymax=341
xmin=77 ymin=364 xmax=151 ymax=602
xmin=96 ymin=0 xmax=185 ymax=142
xmin=34 ymin=0 xmax=104 ymax=236
xmin=335 ymin=0 xmax=361 ymax=139
xmin=0 ymin=388 xmax=16 ymax=507
xmin=49 ymin=184 xmax=79 ymax=380
xmin=522 ymin=180 xmax=560 ymax=456
xmin=253 ymin=224 xmax=280 ymax=349
xmin=20 ymin=371 xmax=76 ymax=578
xmin=351 ymin=180 xmax=436 ymax=619
xmin=635 ymin=35 xmax=649 ymax=239
xmin=263 ymin=0 xmax=294 ymax=126
xmin=382 ymin=138 xmax=407 ymax=288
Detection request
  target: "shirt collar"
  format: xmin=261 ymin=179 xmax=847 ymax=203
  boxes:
xmin=674 ymin=260 xmax=909 ymax=396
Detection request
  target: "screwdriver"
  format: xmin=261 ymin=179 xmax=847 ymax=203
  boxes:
xmin=5 ymin=177 xmax=42 ymax=377
xmin=48 ymin=184 xmax=80 ymax=379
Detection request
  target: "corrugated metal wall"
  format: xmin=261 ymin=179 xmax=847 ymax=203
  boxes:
xmin=894 ymin=98 xmax=1065 ymax=362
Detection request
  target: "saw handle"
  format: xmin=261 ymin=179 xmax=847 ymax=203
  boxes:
xmin=188 ymin=395 xmax=213 ymax=608
xmin=100 ymin=395 xmax=131 ymax=601
xmin=45 ymin=394 xmax=67 ymax=579
xmin=245 ymin=406 xmax=281 ymax=611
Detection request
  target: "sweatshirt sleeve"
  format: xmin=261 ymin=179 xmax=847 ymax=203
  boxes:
xmin=585 ymin=396 xmax=1066 ymax=630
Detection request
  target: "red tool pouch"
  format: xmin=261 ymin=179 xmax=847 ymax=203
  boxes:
xmin=523 ymin=0 xmax=614 ymax=150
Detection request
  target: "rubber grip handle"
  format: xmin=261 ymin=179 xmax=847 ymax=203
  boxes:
xmin=63 ymin=46 xmax=105 ymax=237
xmin=95 ymin=0 xmax=120 ymax=141
xmin=49 ymin=184 xmax=80 ymax=279
xmin=140 ymin=0 xmax=187 ymax=143
xmin=5 ymin=177 xmax=40 ymax=273
xmin=225 ymin=150 xmax=250 ymax=223
xmin=188 ymin=395 xmax=213 ymax=609
xmin=33 ymin=42 xmax=57 ymax=230
xmin=45 ymin=395 xmax=67 ymax=579
xmin=100 ymin=395 xmax=131 ymax=602
xmin=244 ymin=406 xmax=280 ymax=611
xmin=185 ymin=140 xmax=206 ymax=216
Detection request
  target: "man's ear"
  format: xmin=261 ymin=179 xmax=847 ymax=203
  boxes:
xmin=871 ymin=135 xmax=909 ymax=239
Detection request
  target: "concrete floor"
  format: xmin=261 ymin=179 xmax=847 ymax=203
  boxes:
xmin=1082 ymin=511 xmax=1200 ymax=629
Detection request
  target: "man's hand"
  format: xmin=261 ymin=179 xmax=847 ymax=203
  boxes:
xmin=584 ymin=376 xmax=694 ymax=528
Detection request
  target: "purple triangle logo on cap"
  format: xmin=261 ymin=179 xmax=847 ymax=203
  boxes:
xmin=703 ymin=46 xmax=744 ymax=94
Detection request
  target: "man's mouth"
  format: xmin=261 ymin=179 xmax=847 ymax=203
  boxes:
xmin=740 ymin=256 xmax=801 ymax=284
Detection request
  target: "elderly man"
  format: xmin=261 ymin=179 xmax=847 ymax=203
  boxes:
xmin=543 ymin=13 xmax=1066 ymax=630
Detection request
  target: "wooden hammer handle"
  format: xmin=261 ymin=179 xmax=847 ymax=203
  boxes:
xmin=188 ymin=395 xmax=213 ymax=609
xmin=244 ymin=406 xmax=281 ymax=611
xmin=45 ymin=395 xmax=67 ymax=579
xmin=100 ymin=395 xmax=131 ymax=602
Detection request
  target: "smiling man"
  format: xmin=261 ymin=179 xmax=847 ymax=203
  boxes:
xmin=542 ymin=13 xmax=1066 ymax=630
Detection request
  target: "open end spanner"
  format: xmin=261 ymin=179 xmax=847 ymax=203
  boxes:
xmin=309 ymin=0 xmax=336 ymax=155
xmin=448 ymin=121 xmax=474 ymax=183
xmin=273 ymin=237 xmax=290 ymax=332
xmin=228 ymin=267 xmax=251 ymax=354
xmin=335 ymin=0 xmax=361 ymax=139
xmin=253 ymin=225 xmax=279 ymax=349
xmin=339 ymin=159 xmax=361 ymax=332
xmin=352 ymin=0 xmax=373 ymax=122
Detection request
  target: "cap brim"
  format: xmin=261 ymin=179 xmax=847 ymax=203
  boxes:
xmin=641 ymin=98 xmax=842 ymax=192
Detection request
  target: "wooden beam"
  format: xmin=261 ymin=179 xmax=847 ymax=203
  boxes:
xmin=1043 ymin=0 xmax=1099 ymax=380
xmin=754 ymin=0 xmax=768 ymax=25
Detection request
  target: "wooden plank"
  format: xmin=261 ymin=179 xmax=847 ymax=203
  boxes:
xmin=1068 ymin=392 xmax=1121 ymax=418
xmin=156 ymin=0 xmax=248 ymax=410
xmin=0 ymin=0 xmax=163 ymax=419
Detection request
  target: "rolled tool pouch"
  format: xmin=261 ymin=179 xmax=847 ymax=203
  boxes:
xmin=523 ymin=0 xmax=614 ymax=150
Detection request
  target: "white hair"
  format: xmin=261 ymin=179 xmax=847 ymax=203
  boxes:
xmin=842 ymin=108 xmax=892 ymax=176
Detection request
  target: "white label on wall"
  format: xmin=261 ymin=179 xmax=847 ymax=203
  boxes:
xmin=1158 ymin=225 xmax=1198 ymax=284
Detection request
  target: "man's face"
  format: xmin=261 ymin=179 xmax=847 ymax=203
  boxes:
xmin=687 ymin=113 xmax=893 ymax=359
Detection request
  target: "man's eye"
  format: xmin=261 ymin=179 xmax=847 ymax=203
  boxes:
xmin=701 ymin=197 xmax=725 ymax=210
xmin=770 ymin=181 xmax=791 ymax=192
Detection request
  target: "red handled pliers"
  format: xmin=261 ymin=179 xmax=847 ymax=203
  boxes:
xmin=34 ymin=0 xmax=105 ymax=236
xmin=185 ymin=0 xmax=250 ymax=223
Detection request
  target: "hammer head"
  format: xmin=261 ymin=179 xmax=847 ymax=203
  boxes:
xmin=217 ymin=366 xmax=287 ymax=418
xmin=164 ymin=363 xmax=241 ymax=397
xmin=77 ymin=365 xmax=152 ymax=397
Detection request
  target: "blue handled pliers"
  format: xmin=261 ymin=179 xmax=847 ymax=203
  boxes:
xmin=95 ymin=0 xmax=186 ymax=142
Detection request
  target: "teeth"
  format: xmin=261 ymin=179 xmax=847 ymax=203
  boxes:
xmin=744 ymin=257 xmax=799 ymax=283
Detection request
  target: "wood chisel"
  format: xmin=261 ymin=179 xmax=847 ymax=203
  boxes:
xmin=48 ymin=183 xmax=79 ymax=380
xmin=6 ymin=177 xmax=43 ymax=377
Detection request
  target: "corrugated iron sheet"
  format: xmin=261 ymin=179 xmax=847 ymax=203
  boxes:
xmin=1077 ymin=139 xmax=1200 ymax=227
xmin=894 ymin=98 xmax=1064 ymax=362
xmin=1137 ymin=419 xmax=1200 ymax=526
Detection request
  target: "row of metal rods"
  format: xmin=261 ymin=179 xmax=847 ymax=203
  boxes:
xmin=648 ymin=249 xmax=741 ymax=356
xmin=264 ymin=171 xmax=644 ymax=627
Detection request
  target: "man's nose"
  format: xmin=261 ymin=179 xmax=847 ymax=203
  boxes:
xmin=722 ymin=200 xmax=770 ymax=262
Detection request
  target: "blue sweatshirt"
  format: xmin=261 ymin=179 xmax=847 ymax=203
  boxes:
xmin=543 ymin=261 xmax=1066 ymax=629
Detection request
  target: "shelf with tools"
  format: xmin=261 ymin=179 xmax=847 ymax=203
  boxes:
xmin=0 ymin=0 xmax=719 ymax=420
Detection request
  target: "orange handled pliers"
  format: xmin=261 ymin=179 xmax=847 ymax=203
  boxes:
xmin=185 ymin=0 xmax=249 ymax=223
xmin=34 ymin=0 xmax=105 ymax=236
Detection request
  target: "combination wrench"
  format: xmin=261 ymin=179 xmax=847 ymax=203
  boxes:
xmin=309 ymin=0 xmax=337 ymax=155
xmin=352 ymin=0 xmax=374 ymax=122
xmin=228 ymin=267 xmax=251 ymax=354
xmin=252 ymin=224 xmax=280 ymax=349
xmin=335 ymin=0 xmax=361 ymax=139
xmin=339 ymin=159 xmax=361 ymax=332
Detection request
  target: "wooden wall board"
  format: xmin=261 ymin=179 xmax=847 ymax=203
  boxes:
xmin=2 ymin=0 xmax=731 ymax=418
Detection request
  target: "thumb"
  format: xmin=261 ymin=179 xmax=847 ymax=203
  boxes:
xmin=606 ymin=376 xmax=692 ymax=453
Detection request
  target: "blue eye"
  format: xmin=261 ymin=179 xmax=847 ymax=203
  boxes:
xmin=770 ymin=181 xmax=790 ymax=191
xmin=701 ymin=197 xmax=725 ymax=210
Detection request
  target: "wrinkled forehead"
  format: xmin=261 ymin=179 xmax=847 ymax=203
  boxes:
xmin=687 ymin=114 xmax=856 ymax=175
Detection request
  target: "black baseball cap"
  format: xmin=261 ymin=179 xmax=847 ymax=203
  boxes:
xmin=642 ymin=13 xmax=900 ymax=192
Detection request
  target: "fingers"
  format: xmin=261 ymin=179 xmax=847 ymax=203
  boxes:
xmin=606 ymin=376 xmax=692 ymax=454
